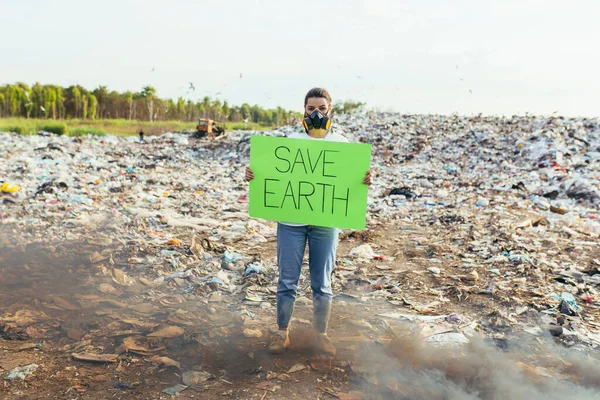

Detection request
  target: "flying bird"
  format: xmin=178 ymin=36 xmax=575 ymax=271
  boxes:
xmin=240 ymin=73 xmax=243 ymax=79
xmin=189 ymin=82 xmax=195 ymax=91
xmin=151 ymin=67 xmax=155 ymax=72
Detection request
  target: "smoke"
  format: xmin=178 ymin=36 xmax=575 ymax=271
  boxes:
xmin=348 ymin=323 xmax=600 ymax=400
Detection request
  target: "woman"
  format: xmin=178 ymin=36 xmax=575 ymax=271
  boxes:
xmin=245 ymin=88 xmax=372 ymax=356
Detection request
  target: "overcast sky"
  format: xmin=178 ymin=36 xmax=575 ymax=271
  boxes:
xmin=1 ymin=0 xmax=598 ymax=116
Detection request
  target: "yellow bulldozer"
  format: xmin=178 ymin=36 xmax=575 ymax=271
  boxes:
xmin=192 ymin=119 xmax=226 ymax=139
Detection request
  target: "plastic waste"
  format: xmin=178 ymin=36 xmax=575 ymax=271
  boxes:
xmin=244 ymin=263 xmax=263 ymax=276
xmin=1 ymin=182 xmax=21 ymax=193
xmin=5 ymin=363 xmax=38 ymax=380
xmin=223 ymin=251 xmax=242 ymax=263
xmin=349 ymin=244 xmax=376 ymax=260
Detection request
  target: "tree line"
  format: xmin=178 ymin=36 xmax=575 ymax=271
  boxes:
xmin=0 ymin=82 xmax=300 ymax=126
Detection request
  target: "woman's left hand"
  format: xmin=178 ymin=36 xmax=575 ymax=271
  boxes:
xmin=363 ymin=170 xmax=373 ymax=186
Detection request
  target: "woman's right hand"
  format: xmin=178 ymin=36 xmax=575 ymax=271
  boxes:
xmin=245 ymin=167 xmax=254 ymax=181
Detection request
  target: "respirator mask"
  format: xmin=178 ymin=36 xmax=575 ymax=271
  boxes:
xmin=302 ymin=110 xmax=331 ymax=138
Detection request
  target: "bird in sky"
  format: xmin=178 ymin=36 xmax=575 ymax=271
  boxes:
xmin=151 ymin=67 xmax=155 ymax=72
xmin=189 ymin=82 xmax=195 ymax=92
xmin=240 ymin=73 xmax=243 ymax=79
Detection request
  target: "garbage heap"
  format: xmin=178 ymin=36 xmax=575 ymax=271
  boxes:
xmin=0 ymin=113 xmax=599 ymax=396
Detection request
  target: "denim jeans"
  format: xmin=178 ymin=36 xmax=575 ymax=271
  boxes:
xmin=276 ymin=223 xmax=339 ymax=333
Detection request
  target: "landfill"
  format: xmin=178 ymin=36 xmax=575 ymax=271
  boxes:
xmin=1 ymin=112 xmax=600 ymax=399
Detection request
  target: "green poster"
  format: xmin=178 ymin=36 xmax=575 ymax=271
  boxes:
xmin=249 ymin=135 xmax=372 ymax=230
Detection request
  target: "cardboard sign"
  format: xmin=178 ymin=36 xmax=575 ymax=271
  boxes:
xmin=249 ymin=135 xmax=372 ymax=229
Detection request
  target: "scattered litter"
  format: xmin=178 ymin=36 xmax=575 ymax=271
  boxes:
xmin=243 ymin=328 xmax=263 ymax=338
xmin=425 ymin=332 xmax=470 ymax=346
xmin=182 ymin=370 xmax=211 ymax=385
xmin=1 ymin=112 xmax=600 ymax=396
xmin=114 ymin=382 xmax=134 ymax=390
xmin=349 ymin=244 xmax=377 ymax=260
xmin=4 ymin=364 xmax=38 ymax=380
xmin=244 ymin=263 xmax=263 ymax=277
xmin=162 ymin=384 xmax=189 ymax=395
xmin=149 ymin=355 xmax=181 ymax=370
xmin=72 ymin=353 xmax=118 ymax=363
xmin=288 ymin=363 xmax=307 ymax=373
xmin=147 ymin=326 xmax=184 ymax=338
xmin=428 ymin=267 xmax=441 ymax=275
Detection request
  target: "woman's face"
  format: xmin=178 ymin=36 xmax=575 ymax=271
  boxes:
xmin=305 ymin=97 xmax=330 ymax=116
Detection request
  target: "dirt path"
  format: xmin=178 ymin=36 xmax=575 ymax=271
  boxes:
xmin=2 ymin=218 xmax=600 ymax=399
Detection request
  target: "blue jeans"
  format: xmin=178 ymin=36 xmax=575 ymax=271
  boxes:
xmin=276 ymin=223 xmax=339 ymax=333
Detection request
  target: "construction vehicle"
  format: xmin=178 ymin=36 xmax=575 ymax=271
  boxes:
xmin=192 ymin=119 xmax=226 ymax=139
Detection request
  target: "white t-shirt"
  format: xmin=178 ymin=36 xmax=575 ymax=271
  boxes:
xmin=279 ymin=130 xmax=349 ymax=227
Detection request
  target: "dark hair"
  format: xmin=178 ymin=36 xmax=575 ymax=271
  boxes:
xmin=304 ymin=87 xmax=332 ymax=106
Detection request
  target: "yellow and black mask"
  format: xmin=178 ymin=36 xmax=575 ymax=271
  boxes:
xmin=303 ymin=110 xmax=331 ymax=138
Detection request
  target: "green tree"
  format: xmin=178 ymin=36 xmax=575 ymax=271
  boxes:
xmin=186 ymin=100 xmax=195 ymax=121
xmin=240 ymin=103 xmax=251 ymax=121
xmin=176 ymin=97 xmax=186 ymax=120
xmin=222 ymin=101 xmax=230 ymax=121
xmin=88 ymin=94 xmax=98 ymax=120
xmin=0 ymin=81 xmax=300 ymax=126
xmin=81 ymin=93 xmax=88 ymax=119
xmin=72 ymin=87 xmax=82 ymax=118
xmin=212 ymin=99 xmax=222 ymax=121
xmin=201 ymin=96 xmax=211 ymax=118
xmin=140 ymin=85 xmax=157 ymax=122
xmin=123 ymin=91 xmax=134 ymax=120
xmin=92 ymin=86 xmax=108 ymax=118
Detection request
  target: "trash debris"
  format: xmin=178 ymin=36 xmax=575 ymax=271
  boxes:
xmin=0 ymin=323 xmax=30 ymax=340
xmin=1 ymin=182 xmax=22 ymax=194
xmin=476 ymin=197 xmax=489 ymax=207
xmin=428 ymin=267 xmax=441 ymax=275
xmin=1 ymin=112 xmax=599 ymax=397
xmin=182 ymin=370 xmax=211 ymax=385
xmin=255 ymin=380 xmax=279 ymax=391
xmin=425 ymin=332 xmax=470 ymax=346
xmin=72 ymin=353 xmax=118 ymax=363
xmin=223 ymin=251 xmax=242 ymax=263
xmin=242 ymin=328 xmax=263 ymax=338
xmin=244 ymin=263 xmax=263 ymax=277
xmin=551 ymin=292 xmax=583 ymax=313
xmin=147 ymin=326 xmax=184 ymax=338
xmin=445 ymin=314 xmax=466 ymax=324
xmin=114 ymin=382 xmax=134 ymax=390
xmin=310 ymin=355 xmax=333 ymax=373
xmin=4 ymin=364 xmax=38 ymax=380
xmin=349 ymin=244 xmax=377 ymax=260
xmin=149 ymin=355 xmax=181 ymax=370
xmin=288 ymin=363 xmax=307 ymax=373
xmin=162 ymin=384 xmax=189 ymax=395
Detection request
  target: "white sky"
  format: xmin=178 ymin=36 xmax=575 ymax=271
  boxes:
xmin=1 ymin=0 xmax=599 ymax=116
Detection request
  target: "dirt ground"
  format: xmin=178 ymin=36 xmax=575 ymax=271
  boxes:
xmin=2 ymin=216 xmax=600 ymax=400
